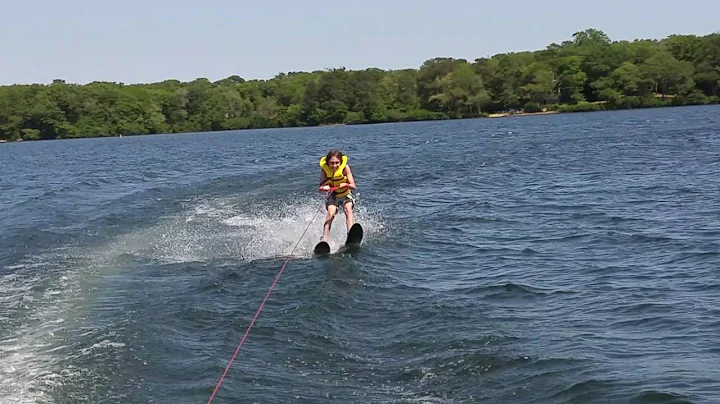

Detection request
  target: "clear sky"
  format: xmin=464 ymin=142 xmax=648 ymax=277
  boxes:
xmin=1 ymin=0 xmax=718 ymax=85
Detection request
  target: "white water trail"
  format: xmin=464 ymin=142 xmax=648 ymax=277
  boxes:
xmin=0 ymin=251 xmax=82 ymax=404
xmin=0 ymin=192 xmax=388 ymax=403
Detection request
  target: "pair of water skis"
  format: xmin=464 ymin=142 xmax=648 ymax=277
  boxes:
xmin=313 ymin=223 xmax=363 ymax=257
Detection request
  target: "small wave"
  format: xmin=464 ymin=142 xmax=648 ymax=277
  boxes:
xmin=593 ymin=231 xmax=682 ymax=245
xmin=613 ymin=302 xmax=680 ymax=315
xmin=381 ymin=333 xmax=518 ymax=358
xmin=534 ymin=233 xmax=594 ymax=243
xmin=658 ymin=251 xmax=720 ymax=266
xmin=629 ymin=234 xmax=679 ymax=243
xmin=392 ymin=395 xmax=455 ymax=404
xmin=691 ymin=283 xmax=720 ymax=292
xmin=452 ymin=283 xmax=576 ymax=300
xmin=78 ymin=340 xmax=126 ymax=357
xmin=628 ymin=390 xmax=694 ymax=403
xmin=391 ymin=348 xmax=593 ymax=403
xmin=608 ymin=315 xmax=693 ymax=332
xmin=547 ymin=377 xmax=625 ymax=403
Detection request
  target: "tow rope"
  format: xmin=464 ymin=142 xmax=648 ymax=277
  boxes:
xmin=206 ymin=188 xmax=336 ymax=403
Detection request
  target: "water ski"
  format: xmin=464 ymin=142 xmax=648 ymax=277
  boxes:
xmin=337 ymin=223 xmax=363 ymax=254
xmin=345 ymin=223 xmax=363 ymax=247
xmin=313 ymin=240 xmax=331 ymax=256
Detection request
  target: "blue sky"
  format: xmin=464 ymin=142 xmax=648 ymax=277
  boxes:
xmin=1 ymin=0 xmax=718 ymax=85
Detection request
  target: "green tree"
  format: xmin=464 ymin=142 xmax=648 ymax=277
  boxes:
xmin=0 ymin=28 xmax=718 ymax=141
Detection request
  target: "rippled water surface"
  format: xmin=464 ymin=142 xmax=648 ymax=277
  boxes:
xmin=1 ymin=105 xmax=719 ymax=403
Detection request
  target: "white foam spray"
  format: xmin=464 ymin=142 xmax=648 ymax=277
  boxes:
xmin=191 ymin=192 xmax=387 ymax=262
xmin=93 ymin=193 xmax=387 ymax=264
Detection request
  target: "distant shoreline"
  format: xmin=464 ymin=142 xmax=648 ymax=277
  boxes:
xmin=487 ymin=110 xmax=560 ymax=118
xmin=1 ymin=28 xmax=718 ymax=142
xmin=3 ymin=103 xmax=719 ymax=143
xmin=1 ymin=95 xmax=715 ymax=144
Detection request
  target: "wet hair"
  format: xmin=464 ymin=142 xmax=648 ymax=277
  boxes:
xmin=326 ymin=149 xmax=344 ymax=163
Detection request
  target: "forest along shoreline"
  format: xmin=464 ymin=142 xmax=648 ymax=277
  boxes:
xmin=1 ymin=28 xmax=718 ymax=142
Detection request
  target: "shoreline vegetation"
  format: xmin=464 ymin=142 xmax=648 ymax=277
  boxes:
xmin=1 ymin=28 xmax=719 ymax=142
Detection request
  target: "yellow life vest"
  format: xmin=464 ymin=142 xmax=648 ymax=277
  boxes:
xmin=320 ymin=155 xmax=351 ymax=197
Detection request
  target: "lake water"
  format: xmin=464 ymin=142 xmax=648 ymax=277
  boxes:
xmin=1 ymin=105 xmax=719 ymax=403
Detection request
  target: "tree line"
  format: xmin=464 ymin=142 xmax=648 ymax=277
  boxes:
xmin=1 ymin=28 xmax=719 ymax=141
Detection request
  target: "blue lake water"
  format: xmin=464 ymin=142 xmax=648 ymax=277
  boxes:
xmin=1 ymin=105 xmax=719 ymax=403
